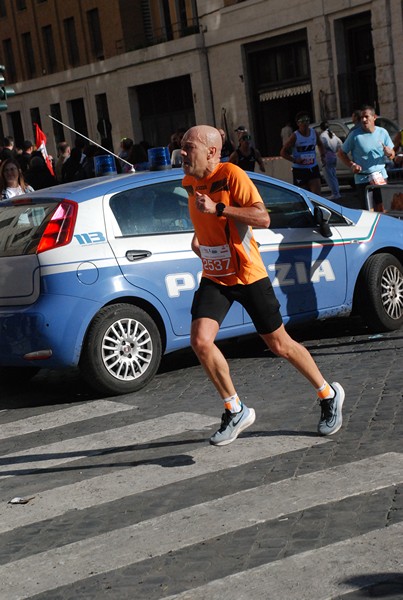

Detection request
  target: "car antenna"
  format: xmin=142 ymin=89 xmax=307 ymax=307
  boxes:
xmin=47 ymin=114 xmax=135 ymax=171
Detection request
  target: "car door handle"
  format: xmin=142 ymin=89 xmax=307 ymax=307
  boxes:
xmin=126 ymin=250 xmax=152 ymax=261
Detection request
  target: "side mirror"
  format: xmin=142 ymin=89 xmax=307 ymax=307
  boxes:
xmin=314 ymin=206 xmax=332 ymax=238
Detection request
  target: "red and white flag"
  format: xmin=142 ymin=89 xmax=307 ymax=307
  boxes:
xmin=34 ymin=123 xmax=55 ymax=176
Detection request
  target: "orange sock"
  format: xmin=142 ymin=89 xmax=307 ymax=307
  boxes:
xmin=317 ymin=381 xmax=335 ymax=400
xmin=224 ymin=394 xmax=242 ymax=413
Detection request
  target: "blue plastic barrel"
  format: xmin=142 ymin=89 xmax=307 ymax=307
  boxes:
xmin=148 ymin=147 xmax=172 ymax=171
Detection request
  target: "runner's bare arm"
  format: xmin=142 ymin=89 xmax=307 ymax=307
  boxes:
xmin=195 ymin=192 xmax=270 ymax=228
xmin=191 ymin=233 xmax=201 ymax=257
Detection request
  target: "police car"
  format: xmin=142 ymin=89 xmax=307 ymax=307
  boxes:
xmin=1 ymin=170 xmax=403 ymax=396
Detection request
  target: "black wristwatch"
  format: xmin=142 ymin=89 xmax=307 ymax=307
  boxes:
xmin=216 ymin=202 xmax=225 ymax=217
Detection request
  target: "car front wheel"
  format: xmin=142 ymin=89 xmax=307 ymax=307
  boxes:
xmin=358 ymin=253 xmax=403 ymax=332
xmin=80 ymin=303 xmax=162 ymax=396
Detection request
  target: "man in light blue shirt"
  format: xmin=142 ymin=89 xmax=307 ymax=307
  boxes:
xmin=338 ymin=105 xmax=395 ymax=208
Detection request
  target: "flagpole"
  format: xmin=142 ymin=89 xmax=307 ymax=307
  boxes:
xmin=47 ymin=115 xmax=135 ymax=170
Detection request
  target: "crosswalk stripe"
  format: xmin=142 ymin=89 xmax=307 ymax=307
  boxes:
xmin=0 ymin=435 xmax=328 ymax=532
xmin=2 ymin=452 xmax=402 ymax=599
xmin=0 ymin=400 xmax=135 ymax=440
xmin=165 ymin=521 xmax=403 ymax=600
xmin=0 ymin=412 xmax=218 ymax=478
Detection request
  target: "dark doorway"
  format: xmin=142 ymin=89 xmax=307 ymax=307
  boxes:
xmin=136 ymin=75 xmax=195 ymax=148
xmin=95 ymin=93 xmax=113 ymax=151
xmin=259 ymin=93 xmax=313 ymax=156
xmin=29 ymin=107 xmax=41 ymax=140
xmin=336 ymin=12 xmax=377 ymax=116
xmin=50 ymin=103 xmax=64 ymax=145
xmin=245 ymin=31 xmax=314 ymax=157
xmin=68 ymin=97 xmax=88 ymax=141
xmin=8 ymin=111 xmax=24 ymax=148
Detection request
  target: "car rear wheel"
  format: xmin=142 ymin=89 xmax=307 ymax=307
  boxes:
xmin=80 ymin=303 xmax=162 ymax=396
xmin=358 ymin=253 xmax=403 ymax=332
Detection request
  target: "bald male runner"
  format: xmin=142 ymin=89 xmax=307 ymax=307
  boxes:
xmin=181 ymin=125 xmax=344 ymax=445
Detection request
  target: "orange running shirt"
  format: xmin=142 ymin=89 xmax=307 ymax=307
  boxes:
xmin=183 ymin=162 xmax=268 ymax=286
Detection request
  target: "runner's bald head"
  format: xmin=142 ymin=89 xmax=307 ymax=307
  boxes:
xmin=181 ymin=125 xmax=223 ymax=177
xmin=184 ymin=126 xmax=222 ymax=154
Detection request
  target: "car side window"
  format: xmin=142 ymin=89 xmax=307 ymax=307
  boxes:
xmin=110 ymin=181 xmax=193 ymax=236
xmin=253 ymin=181 xmax=314 ymax=228
xmin=310 ymin=200 xmax=349 ymax=224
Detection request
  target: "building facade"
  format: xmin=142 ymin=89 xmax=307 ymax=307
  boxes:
xmin=0 ymin=0 xmax=401 ymax=158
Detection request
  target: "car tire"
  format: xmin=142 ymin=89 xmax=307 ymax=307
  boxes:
xmin=358 ymin=253 xmax=403 ymax=332
xmin=80 ymin=303 xmax=162 ymax=396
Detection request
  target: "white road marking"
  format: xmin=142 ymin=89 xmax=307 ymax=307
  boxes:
xmin=0 ymin=412 xmax=217 ymax=478
xmin=0 ymin=435 xmax=328 ymax=532
xmin=166 ymin=522 xmax=403 ymax=600
xmin=1 ymin=452 xmax=401 ymax=599
xmin=0 ymin=400 xmax=135 ymax=440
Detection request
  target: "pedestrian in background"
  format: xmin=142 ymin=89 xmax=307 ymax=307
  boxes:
xmin=80 ymin=145 xmax=98 ymax=179
xmin=218 ymin=128 xmax=234 ymax=162
xmin=280 ymin=121 xmax=293 ymax=146
xmin=229 ymin=133 xmax=265 ymax=172
xmin=180 ymin=124 xmax=344 ymax=446
xmin=25 ymin=155 xmax=56 ymax=190
xmin=319 ymin=121 xmax=342 ymax=200
xmin=350 ymin=109 xmax=362 ymax=133
xmin=168 ymin=128 xmax=186 ymax=156
xmin=127 ymin=143 xmax=149 ymax=171
xmin=0 ymin=136 xmax=15 ymax=163
xmin=54 ymin=142 xmax=71 ymax=183
xmin=0 ymin=157 xmax=34 ymax=199
xmin=117 ymin=137 xmax=133 ymax=174
xmin=338 ymin=105 xmax=395 ymax=208
xmin=280 ymin=111 xmax=326 ymax=195
xmin=119 ymin=137 xmax=133 ymax=162
xmin=17 ymin=140 xmax=34 ymax=175
xmin=62 ymin=147 xmax=85 ymax=183
xmin=392 ymin=128 xmax=403 ymax=167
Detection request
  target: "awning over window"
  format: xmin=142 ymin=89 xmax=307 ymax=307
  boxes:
xmin=259 ymin=83 xmax=312 ymax=102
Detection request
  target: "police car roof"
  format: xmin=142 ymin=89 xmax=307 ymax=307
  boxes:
xmin=28 ymin=170 xmax=183 ymax=202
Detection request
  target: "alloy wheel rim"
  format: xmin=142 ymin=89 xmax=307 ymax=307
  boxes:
xmin=101 ymin=318 xmax=153 ymax=380
xmin=381 ymin=265 xmax=403 ymax=320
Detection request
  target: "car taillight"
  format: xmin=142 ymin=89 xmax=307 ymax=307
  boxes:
xmin=37 ymin=200 xmax=78 ymax=254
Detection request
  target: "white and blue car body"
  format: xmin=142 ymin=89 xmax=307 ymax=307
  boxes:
xmin=1 ymin=170 xmax=403 ymax=395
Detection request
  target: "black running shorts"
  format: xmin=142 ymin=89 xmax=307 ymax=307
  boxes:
xmin=191 ymin=277 xmax=283 ymax=334
xmin=292 ymin=165 xmax=321 ymax=187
